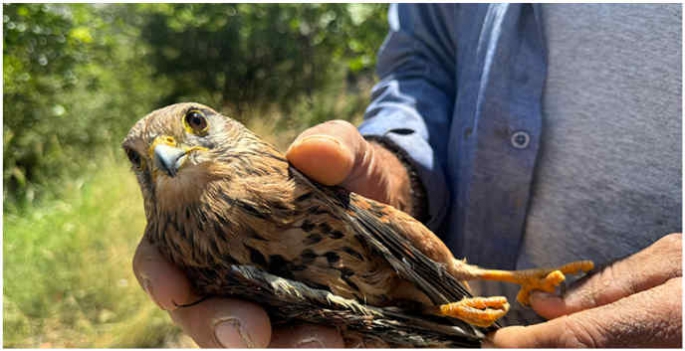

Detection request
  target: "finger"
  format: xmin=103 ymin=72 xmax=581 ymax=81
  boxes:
xmin=286 ymin=120 xmax=410 ymax=208
xmin=486 ymin=277 xmax=682 ymax=348
xmin=531 ymin=233 xmax=682 ymax=319
xmin=170 ymin=297 xmax=272 ymax=348
xmin=286 ymin=120 xmax=367 ymax=186
xmin=132 ymin=237 xmax=199 ymax=310
xmin=268 ymin=324 xmax=345 ymax=348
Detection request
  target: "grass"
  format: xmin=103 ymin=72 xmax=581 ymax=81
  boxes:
xmin=3 ymin=149 xmax=189 ymax=347
xmin=3 ymin=81 xmax=371 ymax=347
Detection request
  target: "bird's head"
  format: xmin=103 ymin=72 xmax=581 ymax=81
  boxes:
xmin=122 ymin=102 xmax=255 ymax=214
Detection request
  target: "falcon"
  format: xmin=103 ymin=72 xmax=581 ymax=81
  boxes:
xmin=123 ymin=103 xmax=593 ymax=347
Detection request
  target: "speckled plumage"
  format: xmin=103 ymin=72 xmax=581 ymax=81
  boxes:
xmin=123 ymin=103 xmax=593 ymax=347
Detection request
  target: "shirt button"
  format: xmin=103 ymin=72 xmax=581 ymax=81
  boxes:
xmin=511 ymin=131 xmax=530 ymax=149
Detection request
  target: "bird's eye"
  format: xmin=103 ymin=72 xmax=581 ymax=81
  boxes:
xmin=183 ymin=109 xmax=209 ymax=135
xmin=126 ymin=148 xmax=142 ymax=168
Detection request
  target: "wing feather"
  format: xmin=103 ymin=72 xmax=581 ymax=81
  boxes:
xmin=289 ymin=167 xmax=500 ymax=333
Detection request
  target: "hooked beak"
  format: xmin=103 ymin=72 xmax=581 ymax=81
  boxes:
xmin=154 ymin=144 xmax=186 ymax=177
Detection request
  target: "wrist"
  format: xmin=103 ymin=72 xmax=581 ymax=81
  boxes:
xmin=366 ymin=137 xmax=427 ymax=221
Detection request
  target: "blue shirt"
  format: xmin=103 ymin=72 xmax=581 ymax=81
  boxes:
xmin=359 ymin=4 xmax=546 ymax=269
xmin=358 ymin=3 xmax=682 ymax=326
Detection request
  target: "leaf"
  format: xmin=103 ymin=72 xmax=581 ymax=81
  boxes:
xmin=69 ymin=26 xmax=92 ymax=43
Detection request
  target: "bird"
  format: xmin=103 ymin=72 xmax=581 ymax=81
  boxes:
xmin=122 ymin=102 xmax=594 ymax=347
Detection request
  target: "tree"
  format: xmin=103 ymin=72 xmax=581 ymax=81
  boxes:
xmin=3 ymin=4 xmax=167 ymax=205
xmin=137 ymin=4 xmax=386 ymax=115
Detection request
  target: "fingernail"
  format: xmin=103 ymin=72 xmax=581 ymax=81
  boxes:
xmin=292 ymin=135 xmax=344 ymax=150
xmin=214 ymin=318 xmax=253 ymax=348
xmin=142 ymin=277 xmax=165 ymax=310
xmin=294 ymin=337 xmax=325 ymax=348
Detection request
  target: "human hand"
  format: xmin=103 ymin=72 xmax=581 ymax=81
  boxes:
xmin=485 ymin=233 xmax=682 ymax=348
xmin=286 ymin=120 xmax=414 ymax=214
xmin=133 ymin=119 xmax=412 ymax=347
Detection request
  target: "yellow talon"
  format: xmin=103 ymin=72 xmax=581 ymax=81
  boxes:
xmin=476 ymin=260 xmax=595 ymax=306
xmin=516 ymin=270 xmax=566 ymax=305
xmin=432 ymin=296 xmax=510 ymax=327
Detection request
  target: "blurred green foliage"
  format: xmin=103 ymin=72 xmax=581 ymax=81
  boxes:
xmin=138 ymin=4 xmax=386 ymax=113
xmin=3 ymin=3 xmax=387 ymax=207
xmin=3 ymin=4 xmax=168 ymax=207
xmin=3 ymin=3 xmax=387 ymax=347
xmin=4 ymin=152 xmax=180 ymax=347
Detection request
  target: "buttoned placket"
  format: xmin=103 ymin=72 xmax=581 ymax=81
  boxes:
xmin=447 ymin=4 xmax=546 ymax=269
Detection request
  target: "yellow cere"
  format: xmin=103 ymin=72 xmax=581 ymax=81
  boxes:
xmin=147 ymin=135 xmax=209 ymax=165
xmin=148 ymin=135 xmax=178 ymax=159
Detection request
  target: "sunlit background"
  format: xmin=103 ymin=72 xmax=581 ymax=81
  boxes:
xmin=3 ymin=4 xmax=387 ymax=347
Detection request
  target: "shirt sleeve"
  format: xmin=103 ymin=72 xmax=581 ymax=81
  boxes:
xmin=358 ymin=4 xmax=456 ymax=232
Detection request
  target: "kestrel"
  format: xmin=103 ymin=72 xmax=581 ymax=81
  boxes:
xmin=123 ymin=103 xmax=593 ymax=347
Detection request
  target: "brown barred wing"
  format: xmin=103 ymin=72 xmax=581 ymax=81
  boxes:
xmin=289 ymin=167 xmax=499 ymax=335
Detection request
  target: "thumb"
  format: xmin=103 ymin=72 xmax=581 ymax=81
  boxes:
xmin=286 ymin=120 xmax=362 ymax=186
xmin=286 ymin=120 xmax=409 ymax=209
xmin=529 ymin=233 xmax=682 ymax=319
xmin=484 ymin=277 xmax=682 ymax=348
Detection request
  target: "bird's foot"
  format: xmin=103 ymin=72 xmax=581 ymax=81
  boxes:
xmin=431 ymin=296 xmax=510 ymax=328
xmin=478 ymin=260 xmax=594 ymax=306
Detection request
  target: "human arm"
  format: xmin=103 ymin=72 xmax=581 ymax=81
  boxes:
xmin=358 ymin=3 xmax=457 ymax=231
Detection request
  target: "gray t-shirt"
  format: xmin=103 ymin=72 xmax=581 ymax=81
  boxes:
xmin=472 ymin=3 xmax=682 ymax=325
